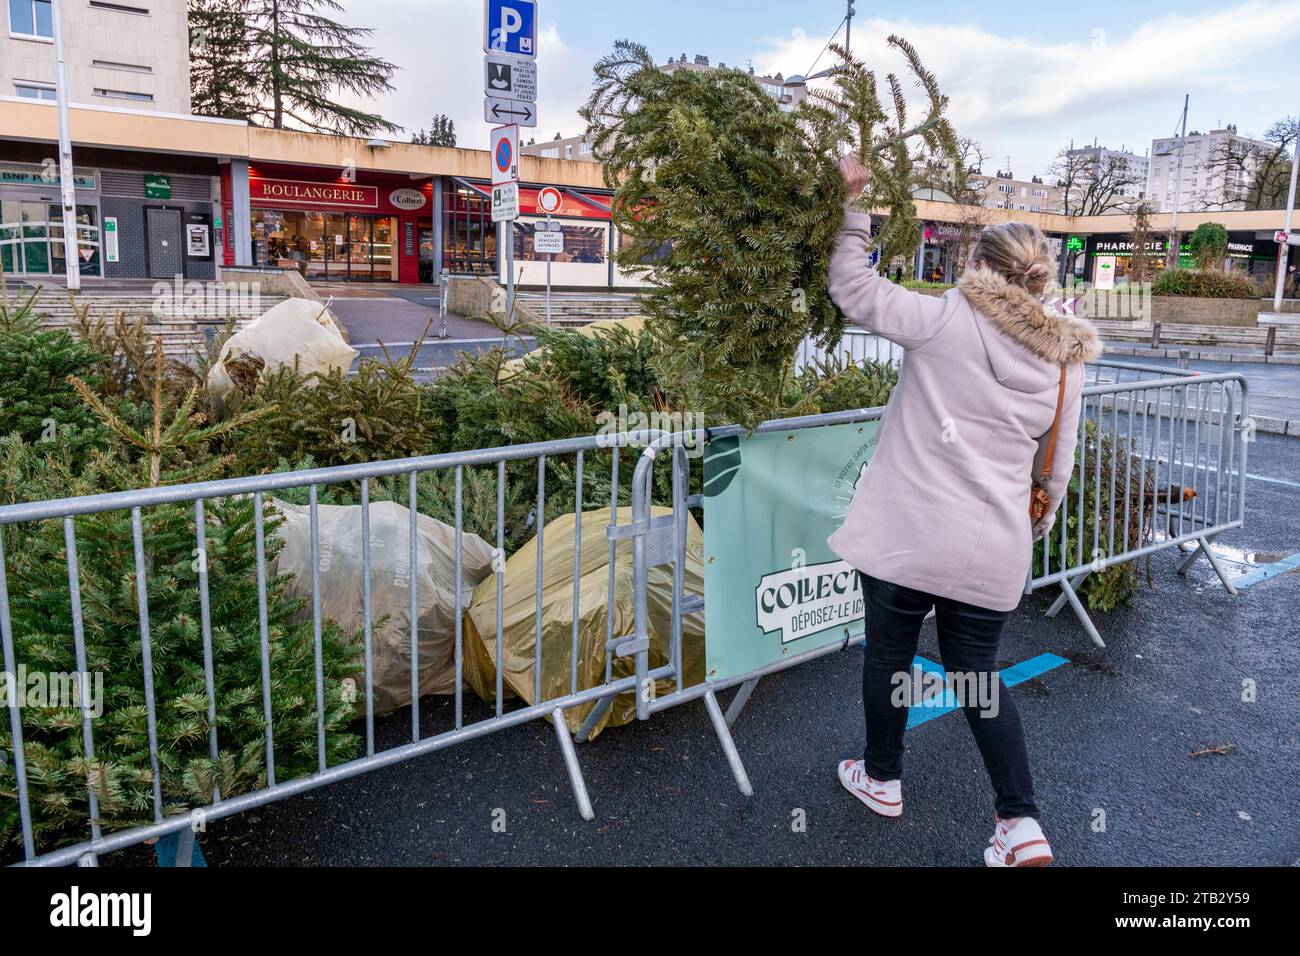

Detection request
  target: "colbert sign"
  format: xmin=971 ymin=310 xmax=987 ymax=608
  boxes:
xmin=250 ymin=177 xmax=379 ymax=210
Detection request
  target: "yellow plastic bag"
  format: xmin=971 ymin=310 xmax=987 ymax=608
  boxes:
xmin=463 ymin=506 xmax=705 ymax=740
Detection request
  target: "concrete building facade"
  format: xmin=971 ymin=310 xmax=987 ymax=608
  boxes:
xmin=1064 ymin=145 xmax=1149 ymax=205
xmin=2 ymin=0 xmax=192 ymax=113
xmin=1147 ymin=125 xmax=1273 ymax=212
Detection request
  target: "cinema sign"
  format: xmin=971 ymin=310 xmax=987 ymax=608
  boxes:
xmin=250 ymin=177 xmax=379 ymax=210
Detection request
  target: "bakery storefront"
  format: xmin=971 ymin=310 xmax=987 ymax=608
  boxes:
xmin=220 ymin=163 xmax=434 ymax=283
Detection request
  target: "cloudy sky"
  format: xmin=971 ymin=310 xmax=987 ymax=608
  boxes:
xmin=338 ymin=0 xmax=1300 ymax=176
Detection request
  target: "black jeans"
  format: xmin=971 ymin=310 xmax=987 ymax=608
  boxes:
xmin=859 ymin=572 xmax=1039 ymax=820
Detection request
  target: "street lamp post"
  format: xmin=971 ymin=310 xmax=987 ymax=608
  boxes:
xmin=1163 ymin=94 xmax=1190 ymax=271
xmin=51 ymin=0 xmax=81 ymax=291
xmin=1272 ymin=128 xmax=1300 ymax=312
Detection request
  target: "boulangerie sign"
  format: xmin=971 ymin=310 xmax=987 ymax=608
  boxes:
xmin=250 ymin=177 xmax=379 ymax=209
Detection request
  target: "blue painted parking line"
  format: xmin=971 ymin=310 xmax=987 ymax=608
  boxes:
xmin=905 ymin=653 xmax=1070 ymax=729
xmin=1231 ymin=552 xmax=1300 ymax=589
xmin=155 ymin=831 xmax=207 ymax=868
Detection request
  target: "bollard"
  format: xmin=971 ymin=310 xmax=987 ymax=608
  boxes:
xmin=1265 ymin=325 xmax=1277 ymax=358
xmin=1178 ymin=348 xmax=1190 ymax=370
xmin=1150 ymin=321 xmax=1162 ymax=350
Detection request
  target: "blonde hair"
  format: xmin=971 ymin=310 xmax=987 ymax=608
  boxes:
xmin=971 ymin=222 xmax=1054 ymax=296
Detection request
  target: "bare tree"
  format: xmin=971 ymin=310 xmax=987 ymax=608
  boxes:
xmin=1050 ymin=149 xmax=1144 ymax=216
xmin=1128 ymin=202 xmax=1155 ymax=284
xmin=911 ymin=137 xmax=992 ymax=278
xmin=1198 ymin=119 xmax=1298 ymax=210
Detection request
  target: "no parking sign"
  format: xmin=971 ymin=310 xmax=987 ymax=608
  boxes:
xmin=491 ymin=124 xmax=519 ymax=186
xmin=491 ymin=124 xmax=517 ymax=185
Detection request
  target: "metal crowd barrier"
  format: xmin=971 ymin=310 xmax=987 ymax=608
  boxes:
xmin=1 ymin=429 xmax=669 ymax=866
xmin=622 ymin=367 xmax=1250 ymax=798
xmin=0 ymin=366 xmax=1250 ymax=862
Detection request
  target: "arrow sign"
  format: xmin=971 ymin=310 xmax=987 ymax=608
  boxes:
xmin=1275 ymin=230 xmax=1300 ymax=247
xmin=484 ymin=96 xmax=537 ymax=127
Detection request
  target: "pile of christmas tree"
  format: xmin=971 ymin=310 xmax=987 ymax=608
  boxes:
xmin=0 ymin=289 xmax=359 ymax=856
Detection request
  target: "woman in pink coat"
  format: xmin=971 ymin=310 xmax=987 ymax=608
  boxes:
xmin=828 ymin=153 xmax=1101 ymax=867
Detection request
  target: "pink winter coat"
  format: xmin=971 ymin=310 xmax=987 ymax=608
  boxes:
xmin=826 ymin=210 xmax=1102 ymax=611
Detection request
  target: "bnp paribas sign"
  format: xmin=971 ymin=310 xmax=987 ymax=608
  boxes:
xmin=702 ymin=421 xmax=878 ymax=681
xmin=0 ymin=163 xmax=96 ymax=190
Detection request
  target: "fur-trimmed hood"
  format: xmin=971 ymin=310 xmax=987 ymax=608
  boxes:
xmin=957 ymin=266 xmax=1102 ymax=366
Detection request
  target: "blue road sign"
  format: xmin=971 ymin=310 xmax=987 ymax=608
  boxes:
xmin=484 ymin=0 xmax=537 ymax=58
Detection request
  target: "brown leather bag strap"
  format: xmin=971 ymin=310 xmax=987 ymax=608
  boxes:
xmin=1038 ymin=366 xmax=1068 ymax=483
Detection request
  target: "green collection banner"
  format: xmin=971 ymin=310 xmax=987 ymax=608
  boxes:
xmin=701 ymin=421 xmax=880 ymax=682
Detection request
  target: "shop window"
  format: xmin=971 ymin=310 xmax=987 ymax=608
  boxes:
xmin=9 ymin=0 xmax=53 ymax=38
xmin=442 ymin=185 xmax=496 ymax=275
xmin=512 ymin=221 xmax=607 ymax=265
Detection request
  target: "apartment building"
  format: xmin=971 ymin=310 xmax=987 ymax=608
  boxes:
xmin=1146 ymin=125 xmax=1273 ymax=212
xmin=969 ymin=171 xmax=1062 ymax=214
xmin=522 ymin=53 xmax=806 ymax=162
xmin=1064 ymin=144 xmax=1149 ymax=204
xmin=2 ymin=0 xmax=191 ymax=113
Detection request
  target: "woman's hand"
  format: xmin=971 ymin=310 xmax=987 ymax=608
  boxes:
xmin=840 ymin=151 xmax=871 ymax=200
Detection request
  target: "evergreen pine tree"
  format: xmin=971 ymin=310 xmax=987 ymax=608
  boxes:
xmin=189 ymin=0 xmax=258 ymax=121
xmin=411 ymin=114 xmax=457 ymax=147
xmin=245 ymin=0 xmax=400 ymax=135
xmin=580 ymin=38 xmax=956 ymax=429
xmin=0 ymin=342 xmax=360 ymax=854
xmin=186 ymin=0 xmax=399 ymax=135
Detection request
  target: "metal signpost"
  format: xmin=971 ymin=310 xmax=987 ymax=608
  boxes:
xmin=50 ymin=0 xmax=80 ymax=290
xmin=484 ymin=0 xmax=538 ymax=320
xmin=536 ymin=186 xmax=564 ymax=323
xmin=1271 ymin=127 xmax=1300 ymax=313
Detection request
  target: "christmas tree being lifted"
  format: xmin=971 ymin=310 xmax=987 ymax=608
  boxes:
xmin=581 ymin=36 xmax=958 ymax=428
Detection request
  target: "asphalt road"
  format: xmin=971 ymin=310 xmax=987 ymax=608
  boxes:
xmin=146 ymin=431 xmax=1298 ymax=868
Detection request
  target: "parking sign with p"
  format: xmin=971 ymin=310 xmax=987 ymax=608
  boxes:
xmin=485 ymin=0 xmax=537 ymax=57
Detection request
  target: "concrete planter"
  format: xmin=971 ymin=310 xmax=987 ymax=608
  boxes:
xmin=1151 ymin=296 xmax=1260 ymax=328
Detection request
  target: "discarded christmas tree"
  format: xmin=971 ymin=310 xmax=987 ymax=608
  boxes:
xmin=0 ymin=341 xmax=360 ymax=854
xmin=581 ymin=37 xmax=956 ymax=428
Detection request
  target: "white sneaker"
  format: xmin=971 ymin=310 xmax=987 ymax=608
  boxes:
xmin=837 ymin=759 xmax=902 ymax=818
xmin=984 ymin=816 xmax=1054 ymax=867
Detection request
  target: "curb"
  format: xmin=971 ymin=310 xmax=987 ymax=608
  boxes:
xmin=1103 ymin=344 xmax=1300 ymax=366
xmin=1101 ymin=345 xmax=1300 ymax=439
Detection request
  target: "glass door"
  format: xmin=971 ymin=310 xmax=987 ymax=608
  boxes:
xmin=21 ymin=201 xmax=50 ymax=274
xmin=0 ymin=199 xmax=20 ymax=274
xmin=48 ymin=203 xmax=101 ymax=277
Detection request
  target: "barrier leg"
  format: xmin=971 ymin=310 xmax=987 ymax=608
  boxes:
xmin=575 ymin=694 xmax=615 ymax=743
xmin=724 ymin=678 xmax=760 ymax=728
xmin=1178 ymin=533 xmax=1238 ymax=596
xmin=1046 ymin=572 xmax=1090 ymax=619
xmin=551 ymin=707 xmax=595 ymax=821
xmin=703 ymin=690 xmax=753 ymax=798
xmin=1058 ymin=576 xmax=1105 ymax=649
xmin=174 ymin=826 xmax=196 ymax=868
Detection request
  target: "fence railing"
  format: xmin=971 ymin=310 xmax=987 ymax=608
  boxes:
xmin=0 ymin=429 xmax=673 ymax=866
xmin=1 ymin=367 xmax=1249 ymax=865
xmin=622 ymin=369 xmax=1250 ymax=797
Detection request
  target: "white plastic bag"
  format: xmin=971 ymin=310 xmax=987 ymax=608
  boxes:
xmin=208 ymin=298 xmax=357 ymax=410
xmin=270 ymin=497 xmax=495 ymax=714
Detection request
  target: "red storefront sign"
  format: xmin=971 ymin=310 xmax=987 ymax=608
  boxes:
xmin=250 ymin=177 xmax=379 ymax=210
xmin=517 ymin=186 xmax=609 ymax=220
